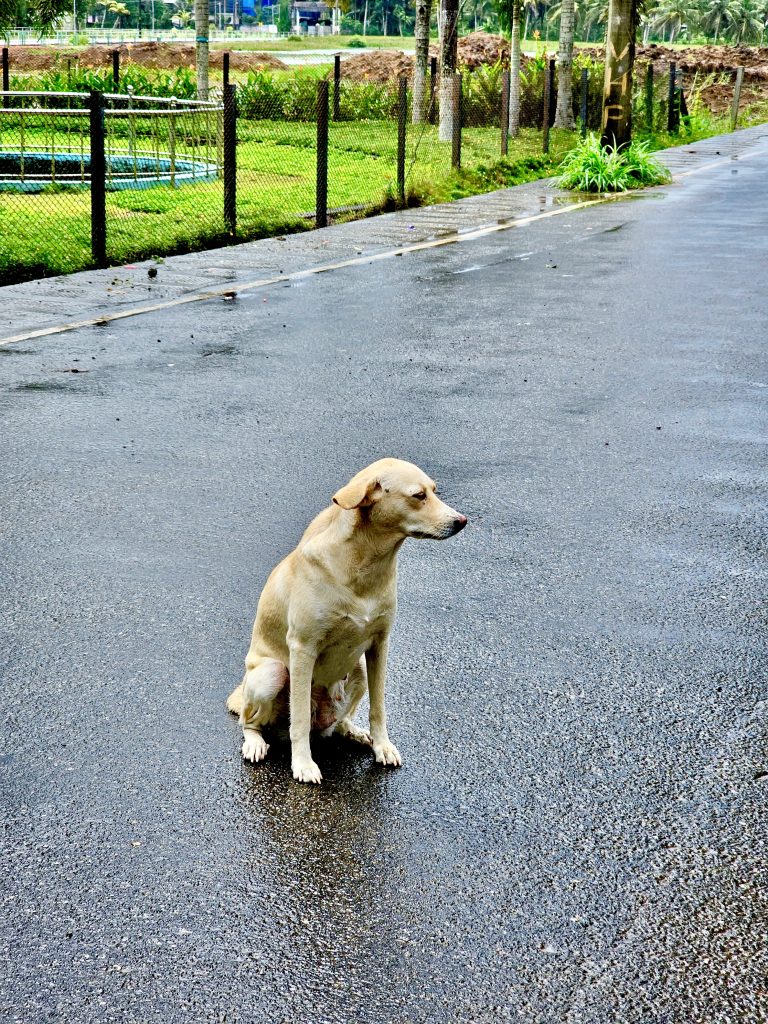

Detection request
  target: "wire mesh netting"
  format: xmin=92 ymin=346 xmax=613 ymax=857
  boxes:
xmin=0 ymin=89 xmax=225 ymax=279
xmin=0 ymin=44 xmax=624 ymax=286
xmin=102 ymin=93 xmax=226 ymax=263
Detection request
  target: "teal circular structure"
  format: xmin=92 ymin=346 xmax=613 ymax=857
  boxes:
xmin=0 ymin=151 xmax=218 ymax=192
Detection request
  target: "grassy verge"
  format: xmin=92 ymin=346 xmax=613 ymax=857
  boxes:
xmin=0 ymin=120 xmax=573 ymax=284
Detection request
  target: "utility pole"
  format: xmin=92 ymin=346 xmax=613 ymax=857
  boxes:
xmin=601 ymin=0 xmax=636 ymax=148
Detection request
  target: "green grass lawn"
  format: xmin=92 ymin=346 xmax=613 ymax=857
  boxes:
xmin=4 ymin=88 xmax=763 ymax=285
xmin=0 ymin=116 xmax=574 ymax=283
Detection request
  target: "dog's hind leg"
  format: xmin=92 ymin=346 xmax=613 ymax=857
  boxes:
xmin=335 ymin=657 xmax=372 ymax=747
xmin=239 ymin=659 xmax=288 ymax=763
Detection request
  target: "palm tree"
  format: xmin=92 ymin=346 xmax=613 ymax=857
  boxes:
xmin=554 ymin=0 xmax=575 ymax=129
xmin=580 ymin=0 xmax=608 ymax=36
xmin=172 ymin=0 xmax=194 ymax=26
xmin=0 ymin=0 xmax=68 ymax=29
xmin=521 ymin=0 xmax=538 ymax=37
xmin=195 ymin=0 xmax=209 ymax=98
xmin=509 ymin=0 xmax=522 ymax=134
xmin=413 ymin=0 xmax=433 ymax=123
xmin=648 ymin=0 xmax=698 ymax=40
xmin=439 ymin=0 xmax=459 ymax=142
xmin=729 ymin=0 xmax=762 ymax=39
xmin=700 ymin=0 xmax=738 ymax=41
xmin=602 ymin=0 xmax=636 ymax=147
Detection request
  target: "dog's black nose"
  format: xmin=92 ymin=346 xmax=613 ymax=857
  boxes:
xmin=452 ymin=514 xmax=468 ymax=534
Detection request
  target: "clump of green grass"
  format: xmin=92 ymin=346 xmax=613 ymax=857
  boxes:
xmin=557 ymin=132 xmax=671 ymax=192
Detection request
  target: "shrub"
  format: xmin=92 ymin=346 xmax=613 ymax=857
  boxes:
xmin=338 ymin=80 xmax=398 ymax=120
xmin=347 ymin=37 xmax=366 ymax=47
xmin=557 ymin=132 xmax=671 ymax=192
xmin=237 ymin=69 xmax=288 ymax=119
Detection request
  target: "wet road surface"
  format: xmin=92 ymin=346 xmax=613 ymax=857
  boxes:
xmin=2 ymin=146 xmax=767 ymax=1023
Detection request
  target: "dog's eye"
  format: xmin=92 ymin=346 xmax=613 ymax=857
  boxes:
xmin=413 ymin=491 xmax=427 ymax=501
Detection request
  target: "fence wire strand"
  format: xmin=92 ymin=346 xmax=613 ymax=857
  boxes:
xmin=0 ymin=47 xmax=621 ymax=285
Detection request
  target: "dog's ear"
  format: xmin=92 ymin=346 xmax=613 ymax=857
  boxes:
xmin=333 ymin=473 xmax=383 ymax=510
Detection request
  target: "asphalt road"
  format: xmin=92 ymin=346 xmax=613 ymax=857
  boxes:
xmin=2 ymin=148 xmax=767 ymax=1024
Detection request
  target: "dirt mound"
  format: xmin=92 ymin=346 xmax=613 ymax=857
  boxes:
xmin=339 ymin=34 xmax=530 ymax=84
xmin=339 ymin=49 xmax=414 ymax=84
xmin=8 ymin=42 xmax=287 ymax=73
xmin=457 ymin=32 xmax=510 ymax=70
xmin=699 ymin=80 xmax=766 ymax=114
xmin=638 ymin=43 xmax=768 ymax=73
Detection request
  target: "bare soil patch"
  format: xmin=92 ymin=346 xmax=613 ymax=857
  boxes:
xmin=8 ymin=41 xmax=287 ymax=72
xmin=339 ymin=34 xmax=532 ymax=84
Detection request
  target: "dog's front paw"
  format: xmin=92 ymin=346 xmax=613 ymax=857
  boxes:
xmin=373 ymin=740 xmax=402 ymax=767
xmin=242 ymin=732 xmax=269 ymax=763
xmin=336 ymin=719 xmax=373 ymax=746
xmin=292 ymin=757 xmax=323 ymax=784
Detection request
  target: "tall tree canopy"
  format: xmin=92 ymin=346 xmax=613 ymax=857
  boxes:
xmin=1 ymin=0 xmax=70 ymax=32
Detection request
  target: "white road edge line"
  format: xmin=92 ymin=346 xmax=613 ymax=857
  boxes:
xmin=0 ymin=147 xmax=760 ymax=348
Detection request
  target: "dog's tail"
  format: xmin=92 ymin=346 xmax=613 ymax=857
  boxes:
xmin=226 ymin=681 xmax=245 ymax=717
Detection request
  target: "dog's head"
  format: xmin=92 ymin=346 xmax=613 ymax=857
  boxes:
xmin=333 ymin=459 xmax=467 ymax=540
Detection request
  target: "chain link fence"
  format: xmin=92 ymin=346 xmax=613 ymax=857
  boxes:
xmin=1 ymin=44 xmax=722 ymax=286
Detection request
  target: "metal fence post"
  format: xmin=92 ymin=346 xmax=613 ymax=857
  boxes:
xmin=667 ymin=61 xmax=677 ymax=132
xmin=223 ymin=82 xmax=237 ymax=236
xmin=645 ymin=63 xmax=654 ymax=132
xmin=678 ymin=72 xmax=689 ymax=123
xmin=731 ymin=66 xmax=744 ymax=131
xmin=580 ymin=66 xmax=589 ymax=138
xmin=2 ymin=47 xmax=9 ymax=93
xmin=89 ymin=90 xmax=107 ymax=268
xmin=429 ymin=55 xmax=438 ymax=125
xmin=333 ymin=53 xmax=341 ymax=121
xmin=316 ymin=79 xmax=329 ymax=228
xmin=548 ymin=58 xmax=556 ymax=128
xmin=112 ymin=49 xmax=119 ymax=90
xmin=451 ymin=72 xmax=462 ymax=170
xmin=542 ymin=64 xmax=551 ymax=154
xmin=397 ymin=75 xmax=407 ymax=207
xmin=223 ymin=51 xmax=230 ymax=87
xmin=501 ymin=70 xmax=510 ymax=156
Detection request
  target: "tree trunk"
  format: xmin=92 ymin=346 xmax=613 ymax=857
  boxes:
xmin=508 ymin=0 xmax=522 ymax=136
xmin=438 ymin=0 xmax=459 ymax=141
xmin=554 ymin=0 xmax=575 ymax=128
xmin=413 ymin=0 xmax=433 ymax=122
xmin=601 ymin=0 xmax=635 ymax=149
xmin=363 ymin=0 xmax=368 ymax=34
xmin=195 ymin=0 xmax=209 ymax=99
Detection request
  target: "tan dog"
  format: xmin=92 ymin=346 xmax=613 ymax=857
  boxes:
xmin=227 ymin=458 xmax=467 ymax=784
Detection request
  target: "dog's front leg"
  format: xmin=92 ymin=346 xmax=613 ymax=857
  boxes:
xmin=288 ymin=644 xmax=322 ymax=784
xmin=366 ymin=635 xmax=402 ymax=768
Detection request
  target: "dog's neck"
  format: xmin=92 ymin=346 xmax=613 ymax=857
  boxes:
xmin=331 ymin=507 xmax=405 ymax=574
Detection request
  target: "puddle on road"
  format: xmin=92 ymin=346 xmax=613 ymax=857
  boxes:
xmin=13 ymin=379 xmax=78 ymax=392
xmin=200 ymin=344 xmax=240 ymax=357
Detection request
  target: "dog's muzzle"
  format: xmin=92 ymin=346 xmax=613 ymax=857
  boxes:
xmin=448 ymin=514 xmax=468 ymax=536
xmin=412 ymin=514 xmax=468 ymax=540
